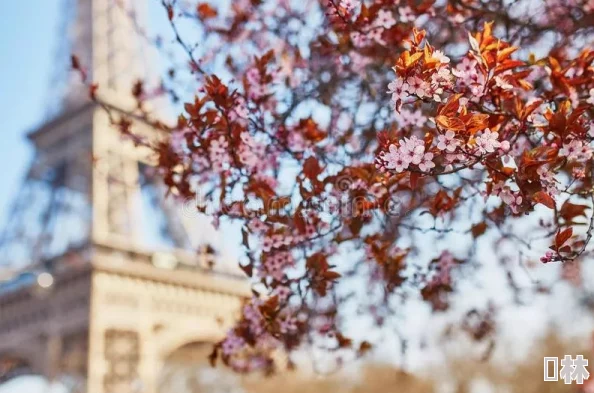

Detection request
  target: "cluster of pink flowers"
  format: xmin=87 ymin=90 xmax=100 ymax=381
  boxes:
xmin=559 ymin=139 xmax=593 ymax=162
xmin=405 ymin=76 xmax=431 ymax=98
xmin=424 ymin=250 xmax=457 ymax=289
xmin=537 ymin=166 xmax=560 ymax=196
xmin=261 ymin=223 xmax=323 ymax=253
xmin=387 ymin=52 xmax=452 ymax=110
xmin=259 ymin=251 xmax=295 ymax=280
xmin=540 ymin=250 xmax=555 ymax=263
xmin=238 ymin=132 xmax=266 ymax=171
xmin=220 ymin=297 xmax=301 ymax=372
xmin=379 ymin=135 xmax=435 ymax=173
xmin=209 ymin=136 xmax=231 ymax=171
xmin=271 ymin=285 xmax=292 ymax=303
xmin=395 ymin=108 xmax=427 ymax=128
xmin=387 ymin=77 xmax=411 ymax=109
xmin=374 ymin=9 xmax=396 ymax=29
xmin=243 ymin=301 xmax=268 ymax=336
xmin=246 ymin=67 xmax=271 ymax=100
xmin=222 ymin=330 xmax=246 ymax=356
xmin=536 ymin=0 xmax=582 ymax=32
xmin=493 ymin=182 xmax=523 ymax=214
xmin=248 ymin=218 xmax=268 ymax=233
xmin=278 ymin=315 xmax=298 ymax=334
xmin=452 ymin=58 xmax=486 ymax=99
xmin=339 ymin=0 xmax=359 ymax=14
xmin=350 ymin=8 xmax=397 ymax=47
xmin=437 ymin=130 xmax=461 ymax=153
xmin=398 ymin=6 xmax=416 ymax=22
xmin=342 ymin=4 xmax=412 ymax=47
xmin=347 ymin=51 xmax=372 ymax=73
xmin=287 ymin=132 xmax=307 ymax=152
xmin=430 ymin=67 xmax=454 ymax=102
xmin=473 ymin=129 xmax=509 ymax=154
xmin=573 ymin=167 xmax=587 ymax=179
xmin=229 ymin=97 xmax=249 ymax=123
xmin=262 ymin=233 xmax=293 ymax=251
xmin=220 ymin=302 xmax=275 ymax=372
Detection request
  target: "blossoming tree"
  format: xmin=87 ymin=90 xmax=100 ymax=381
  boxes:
xmin=77 ymin=0 xmax=594 ymax=373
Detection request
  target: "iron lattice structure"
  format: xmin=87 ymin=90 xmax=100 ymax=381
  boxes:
xmin=0 ymin=1 xmax=248 ymax=392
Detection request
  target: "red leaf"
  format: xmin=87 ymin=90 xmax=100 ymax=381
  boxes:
xmin=410 ymin=171 xmax=420 ymax=189
xmin=559 ymin=201 xmax=590 ymax=221
xmin=239 ymin=262 xmax=253 ymax=278
xmin=89 ymin=83 xmax=99 ymax=100
xmin=533 ymin=191 xmax=555 ymax=209
xmin=335 ymin=333 xmax=353 ymax=348
xmin=555 ymin=227 xmax=573 ymax=249
xmin=294 ymin=209 xmax=306 ymax=233
xmin=71 ymin=55 xmax=80 ymax=70
xmin=208 ymin=344 xmax=220 ymax=367
xmin=303 ymin=156 xmax=323 ymax=180
xmin=471 ymin=222 xmax=488 ymax=238
xmin=197 ymin=3 xmax=217 ymax=19
xmin=323 ymin=271 xmax=342 ymax=281
xmin=358 ymin=341 xmax=373 ymax=355
xmin=435 ymin=115 xmax=466 ymax=132
xmin=559 ymin=245 xmax=572 ymax=254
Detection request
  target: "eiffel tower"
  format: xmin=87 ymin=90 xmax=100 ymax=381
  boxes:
xmin=0 ymin=1 xmax=247 ymax=392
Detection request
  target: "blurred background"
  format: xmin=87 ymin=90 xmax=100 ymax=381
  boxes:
xmin=0 ymin=1 xmax=593 ymax=392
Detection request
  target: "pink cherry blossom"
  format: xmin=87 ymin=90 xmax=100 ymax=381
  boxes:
xmin=437 ymin=130 xmax=460 ymax=152
xmin=409 ymin=109 xmax=427 ymax=127
xmin=368 ymin=27 xmax=386 ymax=45
xmin=279 ymin=316 xmax=298 ymax=334
xmin=399 ymin=136 xmax=425 ymax=164
xmin=418 ymin=152 xmax=435 ymax=172
xmin=222 ymin=330 xmax=246 ymax=356
xmin=272 ymin=286 xmax=292 ymax=303
xmin=537 ymin=166 xmax=559 ymax=195
xmin=540 ymin=250 xmax=555 ymax=263
xmin=340 ymin=0 xmax=358 ymax=13
xmin=474 ymin=129 xmax=501 ymax=154
xmin=259 ymin=251 xmax=295 ymax=280
xmin=209 ymin=136 xmax=231 ymax=170
xmin=396 ymin=109 xmax=426 ymax=128
xmin=499 ymin=187 xmax=523 ymax=214
xmin=573 ymin=167 xmax=586 ymax=179
xmin=453 ymin=58 xmax=478 ymax=77
xmin=375 ymin=9 xmax=396 ymax=29
xmin=432 ymin=50 xmax=450 ymax=64
xmin=559 ymin=139 xmax=593 ymax=162
xmin=350 ymin=31 xmax=369 ymax=47
xmin=381 ymin=145 xmax=410 ymax=172
xmin=248 ymin=218 xmax=268 ymax=233
xmin=407 ymin=76 xmax=430 ymax=98
xmin=387 ymin=77 xmax=409 ymax=108
xmin=262 ymin=236 xmax=273 ymax=252
xmin=399 ymin=6 xmax=416 ymax=22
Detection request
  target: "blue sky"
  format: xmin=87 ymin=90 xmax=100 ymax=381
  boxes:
xmin=0 ymin=1 xmax=61 ymax=224
xmin=0 ymin=2 xmax=63 ymax=391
